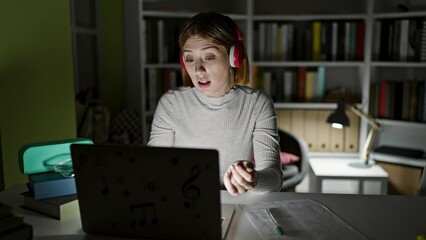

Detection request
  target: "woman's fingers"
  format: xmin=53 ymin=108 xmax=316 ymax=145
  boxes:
xmin=231 ymin=165 xmax=255 ymax=190
xmin=241 ymin=161 xmax=255 ymax=171
xmin=233 ymin=161 xmax=257 ymax=183
xmin=223 ymin=171 xmax=239 ymax=196
xmin=235 ymin=164 xmax=256 ymax=182
xmin=230 ymin=175 xmax=247 ymax=194
xmin=224 ymin=160 xmax=258 ymax=196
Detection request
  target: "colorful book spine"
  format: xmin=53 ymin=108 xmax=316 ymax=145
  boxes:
xmin=409 ymin=81 xmax=419 ymax=121
xmin=316 ymin=66 xmax=326 ymax=101
xmin=305 ymin=71 xmax=317 ymax=102
xmin=399 ymin=19 xmax=409 ymax=62
xmin=312 ymin=22 xmax=321 ymax=61
xmin=283 ymin=71 xmax=294 ymax=102
xmin=369 ymin=82 xmax=379 ymax=117
xmin=297 ymin=67 xmax=307 ymax=101
xmin=331 ymin=22 xmax=338 ymax=60
xmin=28 ymin=172 xmax=76 ymax=200
xmin=355 ymin=21 xmax=365 ymax=61
xmin=344 ymin=22 xmax=351 ymax=60
xmin=378 ymin=80 xmax=387 ymax=118
xmin=402 ymin=81 xmax=411 ymax=120
xmin=349 ymin=22 xmax=357 ymax=60
xmin=373 ymin=21 xmax=381 ymax=60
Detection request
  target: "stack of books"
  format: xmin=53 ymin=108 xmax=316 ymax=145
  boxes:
xmin=22 ymin=171 xmax=79 ymax=220
xmin=18 ymin=138 xmax=93 ymax=220
xmin=0 ymin=203 xmax=32 ymax=239
xmin=21 ymin=190 xmax=78 ymax=221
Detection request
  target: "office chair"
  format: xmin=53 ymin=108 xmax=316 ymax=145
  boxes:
xmin=278 ymin=129 xmax=310 ymax=192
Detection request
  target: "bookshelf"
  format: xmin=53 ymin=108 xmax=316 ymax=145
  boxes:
xmin=124 ymin=0 xmax=426 ymax=157
xmin=369 ymin=2 xmax=426 ymax=124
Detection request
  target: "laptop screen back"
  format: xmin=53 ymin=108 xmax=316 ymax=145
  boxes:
xmin=71 ymin=144 xmax=222 ymax=240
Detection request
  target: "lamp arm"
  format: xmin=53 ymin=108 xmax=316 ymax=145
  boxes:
xmin=348 ymin=106 xmax=380 ymax=129
xmin=348 ymin=106 xmax=381 ymax=165
xmin=360 ymin=127 xmax=378 ymax=163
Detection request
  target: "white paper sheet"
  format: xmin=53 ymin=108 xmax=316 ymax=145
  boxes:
xmin=240 ymin=199 xmax=369 ymax=240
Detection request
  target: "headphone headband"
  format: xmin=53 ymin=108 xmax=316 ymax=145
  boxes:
xmin=235 ymin=24 xmax=243 ymax=42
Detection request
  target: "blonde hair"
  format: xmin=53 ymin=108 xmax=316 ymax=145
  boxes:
xmin=178 ymin=12 xmax=250 ymax=87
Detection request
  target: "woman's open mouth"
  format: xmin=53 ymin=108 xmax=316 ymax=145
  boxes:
xmin=197 ymin=80 xmax=211 ymax=88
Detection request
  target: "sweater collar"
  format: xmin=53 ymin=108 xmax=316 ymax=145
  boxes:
xmin=192 ymin=86 xmax=238 ymax=106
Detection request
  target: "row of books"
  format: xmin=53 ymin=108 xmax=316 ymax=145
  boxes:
xmin=145 ymin=68 xmax=183 ymax=112
xmin=369 ymin=79 xmax=426 ymax=122
xmin=254 ymin=20 xmax=365 ymax=62
xmin=252 ymin=66 xmax=326 ymax=103
xmin=144 ymin=19 xmax=184 ymax=64
xmin=373 ymin=17 xmax=426 ymax=62
xmin=144 ymin=18 xmax=367 ymax=64
xmin=277 ymin=109 xmax=360 ymax=153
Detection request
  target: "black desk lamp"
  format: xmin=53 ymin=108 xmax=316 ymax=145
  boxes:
xmin=327 ymin=101 xmax=381 ymax=168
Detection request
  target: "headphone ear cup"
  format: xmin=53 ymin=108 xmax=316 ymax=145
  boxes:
xmin=180 ymin=54 xmax=186 ymax=71
xmin=229 ymin=44 xmax=243 ymax=68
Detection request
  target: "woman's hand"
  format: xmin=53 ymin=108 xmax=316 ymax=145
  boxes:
xmin=223 ymin=160 xmax=257 ymax=196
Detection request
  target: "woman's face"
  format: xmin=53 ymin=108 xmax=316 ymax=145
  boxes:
xmin=182 ymin=35 xmax=233 ymax=97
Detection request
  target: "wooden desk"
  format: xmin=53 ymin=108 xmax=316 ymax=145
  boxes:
xmin=309 ymin=157 xmax=389 ymax=195
xmin=370 ymin=152 xmax=426 ymax=195
xmin=1 ymin=184 xmax=426 ymax=240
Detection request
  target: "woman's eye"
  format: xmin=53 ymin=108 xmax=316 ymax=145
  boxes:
xmin=184 ymin=58 xmax=195 ymax=63
xmin=205 ymin=56 xmax=215 ymax=61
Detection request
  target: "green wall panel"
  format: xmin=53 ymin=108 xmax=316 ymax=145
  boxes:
xmin=0 ymin=0 xmax=77 ymax=187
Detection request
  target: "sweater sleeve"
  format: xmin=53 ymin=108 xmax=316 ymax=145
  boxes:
xmin=147 ymin=92 xmax=175 ymax=147
xmin=252 ymin=93 xmax=283 ymax=192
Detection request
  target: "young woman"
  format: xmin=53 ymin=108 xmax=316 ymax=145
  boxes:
xmin=148 ymin=12 xmax=283 ymax=196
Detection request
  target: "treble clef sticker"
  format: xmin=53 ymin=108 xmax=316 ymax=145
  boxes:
xmin=181 ymin=166 xmax=200 ymax=209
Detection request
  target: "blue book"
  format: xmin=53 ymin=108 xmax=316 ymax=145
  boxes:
xmin=28 ymin=172 xmax=76 ymax=200
xmin=316 ymin=66 xmax=326 ymax=101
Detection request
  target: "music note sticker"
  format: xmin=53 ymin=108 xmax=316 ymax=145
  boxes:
xmin=142 ymin=179 xmax=158 ymax=193
xmin=181 ymin=166 xmax=200 ymax=209
xmin=129 ymin=203 xmax=158 ymax=228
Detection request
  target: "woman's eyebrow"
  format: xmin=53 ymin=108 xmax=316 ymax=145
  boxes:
xmin=182 ymin=45 xmax=220 ymax=53
xmin=201 ymin=45 xmax=220 ymax=51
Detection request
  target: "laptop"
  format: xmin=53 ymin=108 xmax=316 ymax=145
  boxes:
xmin=70 ymin=144 xmax=234 ymax=240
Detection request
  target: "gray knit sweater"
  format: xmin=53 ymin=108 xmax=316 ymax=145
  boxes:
xmin=148 ymin=86 xmax=283 ymax=192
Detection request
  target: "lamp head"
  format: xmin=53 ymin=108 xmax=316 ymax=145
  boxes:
xmin=327 ymin=101 xmax=350 ymax=129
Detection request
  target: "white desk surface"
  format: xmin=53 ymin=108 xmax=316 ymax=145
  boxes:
xmin=1 ymin=184 xmax=426 ymax=240
xmin=310 ymin=157 xmax=389 ymax=178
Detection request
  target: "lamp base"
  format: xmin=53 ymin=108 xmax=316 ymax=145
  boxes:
xmin=348 ymin=162 xmax=373 ymax=168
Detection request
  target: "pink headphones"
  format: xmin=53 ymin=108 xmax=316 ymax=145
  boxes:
xmin=229 ymin=25 xmax=244 ymax=68
xmin=180 ymin=25 xmax=244 ymax=70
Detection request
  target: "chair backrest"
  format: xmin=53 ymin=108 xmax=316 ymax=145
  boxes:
xmin=418 ymin=164 xmax=426 ymax=196
xmin=278 ymin=130 xmax=302 ymax=168
xmin=278 ymin=129 xmax=310 ymax=191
